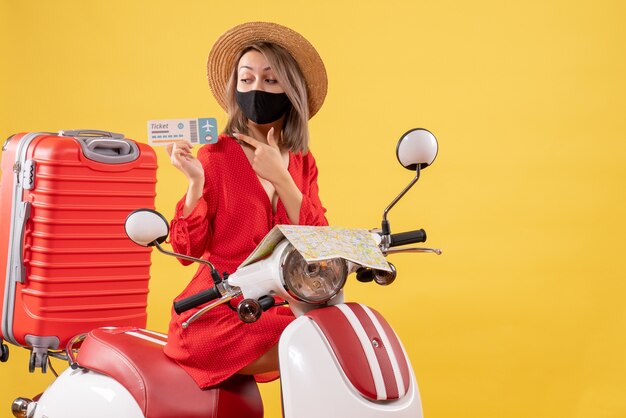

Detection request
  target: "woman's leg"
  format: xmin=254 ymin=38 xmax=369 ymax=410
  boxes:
xmin=237 ymin=343 xmax=279 ymax=375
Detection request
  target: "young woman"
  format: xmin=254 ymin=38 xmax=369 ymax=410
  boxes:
xmin=163 ymin=22 xmax=329 ymax=388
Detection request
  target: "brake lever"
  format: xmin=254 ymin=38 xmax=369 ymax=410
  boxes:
xmin=383 ymin=247 xmax=443 ymax=255
xmin=182 ymin=288 xmax=242 ymax=329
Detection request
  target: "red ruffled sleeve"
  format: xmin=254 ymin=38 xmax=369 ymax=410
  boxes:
xmin=169 ymin=146 xmax=217 ymax=265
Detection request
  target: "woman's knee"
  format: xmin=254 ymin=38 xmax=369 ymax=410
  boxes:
xmin=237 ymin=344 xmax=279 ymax=375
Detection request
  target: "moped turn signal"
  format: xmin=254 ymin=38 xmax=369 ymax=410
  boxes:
xmin=374 ymin=262 xmax=397 ymax=286
xmin=237 ymin=296 xmax=276 ymax=323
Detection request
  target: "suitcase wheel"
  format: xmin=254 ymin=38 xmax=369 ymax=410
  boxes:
xmin=28 ymin=350 xmax=48 ymax=373
xmin=0 ymin=343 xmax=8 ymax=362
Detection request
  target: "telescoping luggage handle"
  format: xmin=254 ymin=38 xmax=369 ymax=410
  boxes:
xmin=59 ymin=129 xmax=140 ymax=164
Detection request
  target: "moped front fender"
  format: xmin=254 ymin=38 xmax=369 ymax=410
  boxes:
xmin=279 ymin=302 xmax=423 ymax=418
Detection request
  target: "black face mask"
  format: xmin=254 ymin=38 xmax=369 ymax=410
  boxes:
xmin=235 ymin=90 xmax=291 ymax=125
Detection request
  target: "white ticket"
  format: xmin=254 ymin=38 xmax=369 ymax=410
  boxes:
xmin=147 ymin=118 xmax=218 ymax=146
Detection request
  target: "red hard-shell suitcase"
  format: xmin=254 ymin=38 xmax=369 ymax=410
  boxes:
xmin=0 ymin=130 xmax=157 ymax=371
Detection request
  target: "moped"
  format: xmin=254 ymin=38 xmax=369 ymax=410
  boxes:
xmin=11 ymin=128 xmax=441 ymax=418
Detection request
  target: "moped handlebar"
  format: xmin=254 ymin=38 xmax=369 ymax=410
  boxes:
xmin=389 ymin=228 xmax=427 ymax=247
xmin=173 ymin=287 xmax=222 ymax=314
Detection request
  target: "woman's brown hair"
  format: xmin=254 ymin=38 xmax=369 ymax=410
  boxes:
xmin=223 ymin=42 xmax=310 ymax=153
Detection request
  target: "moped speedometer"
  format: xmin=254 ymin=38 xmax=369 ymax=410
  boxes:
xmin=281 ymin=245 xmax=347 ymax=304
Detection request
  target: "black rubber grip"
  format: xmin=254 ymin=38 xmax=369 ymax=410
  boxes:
xmin=173 ymin=287 xmax=221 ymax=314
xmin=389 ymin=229 xmax=427 ymax=247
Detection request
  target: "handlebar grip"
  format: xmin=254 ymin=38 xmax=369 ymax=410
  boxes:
xmin=389 ymin=229 xmax=427 ymax=247
xmin=173 ymin=287 xmax=221 ymax=314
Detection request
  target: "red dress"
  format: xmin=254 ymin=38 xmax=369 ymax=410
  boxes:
xmin=163 ymin=134 xmax=328 ymax=388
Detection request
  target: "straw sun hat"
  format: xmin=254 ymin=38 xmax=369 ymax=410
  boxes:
xmin=207 ymin=22 xmax=328 ymax=118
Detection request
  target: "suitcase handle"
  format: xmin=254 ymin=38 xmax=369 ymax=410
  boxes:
xmin=83 ymin=138 xmax=132 ymax=155
xmin=2 ymin=134 xmax=15 ymax=151
xmin=10 ymin=202 xmax=30 ymax=284
xmin=78 ymin=138 xmax=140 ymax=164
xmin=59 ymin=130 xmax=140 ymax=164
xmin=59 ymin=129 xmax=125 ymax=140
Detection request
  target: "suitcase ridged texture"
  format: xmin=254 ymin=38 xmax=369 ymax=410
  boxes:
xmin=1 ymin=132 xmax=157 ymax=351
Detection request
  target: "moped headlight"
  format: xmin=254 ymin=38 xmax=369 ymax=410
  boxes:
xmin=281 ymin=246 xmax=347 ymax=304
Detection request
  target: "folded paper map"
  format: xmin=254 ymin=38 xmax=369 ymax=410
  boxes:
xmin=239 ymin=225 xmax=390 ymax=271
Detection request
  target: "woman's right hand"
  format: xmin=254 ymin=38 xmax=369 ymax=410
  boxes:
xmin=166 ymin=141 xmax=204 ymax=183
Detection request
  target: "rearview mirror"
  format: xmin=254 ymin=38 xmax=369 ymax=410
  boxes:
xmin=124 ymin=209 xmax=169 ymax=247
xmin=396 ymin=128 xmax=438 ymax=171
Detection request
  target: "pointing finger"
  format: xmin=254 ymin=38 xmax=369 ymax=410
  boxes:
xmin=267 ymin=127 xmax=279 ymax=149
xmin=233 ymin=132 xmax=260 ymax=149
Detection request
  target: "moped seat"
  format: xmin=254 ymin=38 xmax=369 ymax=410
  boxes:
xmin=76 ymin=327 xmax=263 ymax=418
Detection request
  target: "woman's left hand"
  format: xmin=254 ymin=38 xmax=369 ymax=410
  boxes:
xmin=234 ymin=128 xmax=288 ymax=185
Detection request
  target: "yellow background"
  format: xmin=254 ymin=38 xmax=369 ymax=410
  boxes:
xmin=1 ymin=0 xmax=625 ymax=417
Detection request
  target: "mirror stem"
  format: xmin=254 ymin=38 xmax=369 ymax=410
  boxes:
xmin=154 ymin=241 xmax=220 ymax=279
xmin=382 ymin=166 xmax=421 ymax=235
